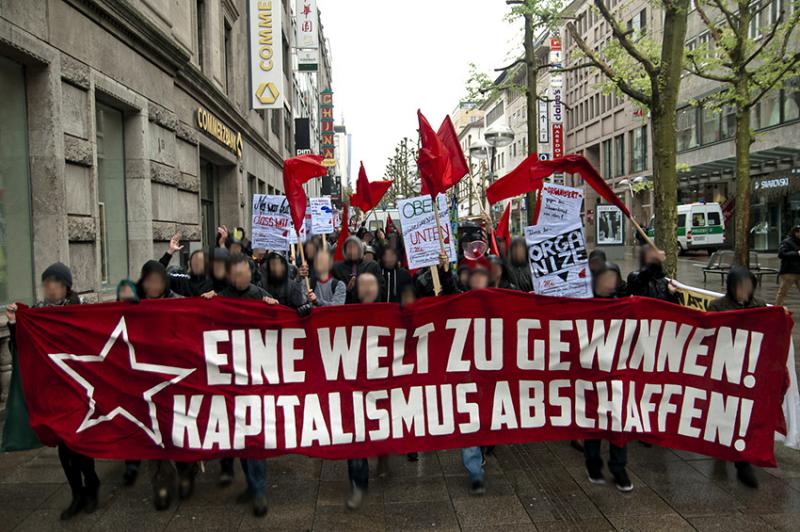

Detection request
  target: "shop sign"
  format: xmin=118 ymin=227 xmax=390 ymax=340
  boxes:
xmin=195 ymin=107 xmax=243 ymax=158
xmin=249 ymin=0 xmax=284 ymax=109
xmin=320 ymin=89 xmax=336 ymax=167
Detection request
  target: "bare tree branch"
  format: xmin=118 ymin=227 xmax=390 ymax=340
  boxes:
xmin=746 ymin=52 xmax=800 ymax=109
xmin=494 ymin=59 xmax=526 ymax=72
xmin=709 ymin=0 xmax=738 ymax=32
xmin=743 ymin=10 xmax=784 ymax=67
xmin=694 ymin=2 xmax=724 ymax=45
xmin=684 ymin=54 xmax=736 ymax=82
xmin=593 ymin=0 xmax=658 ymax=77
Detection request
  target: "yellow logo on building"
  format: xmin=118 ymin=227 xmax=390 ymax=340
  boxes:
xmin=196 ymin=107 xmax=243 ymax=158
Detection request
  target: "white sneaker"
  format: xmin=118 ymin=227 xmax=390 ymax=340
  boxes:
xmin=346 ymin=486 xmax=365 ymax=510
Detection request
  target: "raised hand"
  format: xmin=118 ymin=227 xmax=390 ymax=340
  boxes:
xmin=168 ymin=232 xmax=184 ymax=255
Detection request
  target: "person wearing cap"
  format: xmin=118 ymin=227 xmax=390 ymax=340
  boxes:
xmin=205 ymin=247 xmax=230 ymax=296
xmin=777 ymin=225 xmax=800 ymax=306
xmin=363 ymin=245 xmax=378 ymax=264
xmin=6 ymin=263 xmax=99 ymax=520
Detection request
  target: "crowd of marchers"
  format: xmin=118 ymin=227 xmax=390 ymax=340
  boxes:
xmin=6 ymin=218 xmax=797 ymax=522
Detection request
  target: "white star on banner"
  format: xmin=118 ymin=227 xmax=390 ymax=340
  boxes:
xmin=49 ymin=317 xmax=195 ymax=447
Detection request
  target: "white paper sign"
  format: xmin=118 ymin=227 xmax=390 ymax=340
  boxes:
xmin=524 ymin=221 xmax=592 ymax=298
xmin=310 ymin=197 xmax=334 ymax=234
xmin=288 ymin=213 xmax=311 ymax=244
xmin=251 ymin=195 xmax=293 ymax=251
xmin=397 ymin=194 xmax=457 ymax=270
xmin=538 ymin=183 xmax=584 ymax=224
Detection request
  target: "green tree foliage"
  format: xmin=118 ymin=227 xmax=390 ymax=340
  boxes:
xmin=383 ymin=137 xmax=420 ymax=206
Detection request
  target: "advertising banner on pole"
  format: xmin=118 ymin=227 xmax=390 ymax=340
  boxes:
xmin=249 ymin=0 xmax=284 ymax=110
xmin=398 ymin=194 xmax=457 ymax=270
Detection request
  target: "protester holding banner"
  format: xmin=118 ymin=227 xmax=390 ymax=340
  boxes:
xmin=115 ymin=279 xmax=143 ymax=487
xmin=505 ymin=237 xmax=533 ymax=293
xmin=380 ymin=246 xmax=412 ymax=303
xmin=488 ymin=256 xmax=514 ymax=290
xmin=332 ymin=236 xmax=383 ymax=304
xmin=625 ymin=245 xmax=679 ymax=303
xmin=259 ymin=251 xmax=308 ymax=310
xmin=158 ymin=233 xmax=213 ymax=297
xmin=309 ymin=249 xmax=347 ymax=307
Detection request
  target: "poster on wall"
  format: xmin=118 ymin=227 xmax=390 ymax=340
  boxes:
xmin=525 ymin=221 xmax=592 ymax=298
xmin=397 ymin=194 xmax=457 ymax=270
xmin=310 ymin=197 xmax=334 ymax=234
xmin=596 ymin=204 xmax=625 ymax=245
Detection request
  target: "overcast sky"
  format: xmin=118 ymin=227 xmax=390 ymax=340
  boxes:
xmin=316 ymin=0 xmax=522 ymax=186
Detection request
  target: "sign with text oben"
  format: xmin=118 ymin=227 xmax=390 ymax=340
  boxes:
xmin=15 ymin=290 xmax=791 ymax=466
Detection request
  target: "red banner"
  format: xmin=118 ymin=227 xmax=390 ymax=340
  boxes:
xmin=15 ymin=290 xmax=791 ymax=466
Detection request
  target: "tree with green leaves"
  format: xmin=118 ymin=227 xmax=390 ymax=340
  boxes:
xmin=685 ymin=0 xmax=800 ymax=266
xmin=566 ymin=0 xmax=691 ymax=275
xmin=383 ymin=137 xmax=420 ymax=205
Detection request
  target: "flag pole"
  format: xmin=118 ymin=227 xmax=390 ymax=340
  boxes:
xmin=431 ymin=194 xmax=450 ymax=273
xmin=296 ymin=230 xmax=311 ymax=292
xmin=629 ymin=217 xmax=659 ymax=251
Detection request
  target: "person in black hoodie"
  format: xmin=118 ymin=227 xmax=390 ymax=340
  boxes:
xmin=505 ymin=237 xmax=533 ymax=293
xmin=379 ymin=246 xmax=412 ymax=302
xmin=6 ymin=263 xmax=98 ymax=521
xmin=626 ymin=244 xmax=679 ymax=303
xmin=259 ymin=251 xmax=307 ymax=308
xmin=158 ymin=233 xmax=213 ymax=297
xmin=584 ymin=262 xmax=633 ymax=492
xmin=707 ymin=266 xmax=766 ymax=489
xmin=776 ymin=225 xmax=800 ymax=306
xmin=332 ymin=236 xmax=383 ymax=303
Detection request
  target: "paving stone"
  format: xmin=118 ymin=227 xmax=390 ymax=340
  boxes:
xmin=607 ymin=513 xmax=694 ymax=532
xmin=312 ymin=502 xmax=386 ymax=531
xmin=451 ymin=495 xmax=532 ymax=528
xmin=533 ymin=517 xmax=615 ymax=531
xmin=382 ymin=475 xmax=450 ymax=504
xmin=688 ymin=512 xmax=772 ymax=531
xmin=651 ymin=482 xmax=741 ymax=517
xmin=759 ymin=511 xmax=800 ymax=531
xmin=238 ymin=502 xmax=315 ymax=531
xmin=165 ymin=505 xmax=245 ymax=531
xmin=384 ymin=500 xmax=460 ymax=531
xmin=582 ymin=485 xmax=673 ymax=517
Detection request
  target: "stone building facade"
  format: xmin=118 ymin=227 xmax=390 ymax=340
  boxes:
xmin=0 ymin=0 xmax=330 ymax=402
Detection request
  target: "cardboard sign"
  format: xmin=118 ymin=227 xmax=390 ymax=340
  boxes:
xmin=397 ymin=194 xmax=457 ymax=270
xmin=525 ymin=221 xmax=592 ymax=298
xmin=538 ymin=183 xmax=584 ymax=224
xmin=310 ymin=197 xmax=334 ymax=235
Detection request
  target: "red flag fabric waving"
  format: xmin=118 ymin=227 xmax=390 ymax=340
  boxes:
xmin=349 ymin=162 xmax=393 ymax=213
xmin=385 ymin=213 xmax=398 ymax=234
xmin=13 ymin=291 xmax=792 ymax=465
xmin=529 ymin=155 xmax=631 ymax=217
xmin=421 ymin=115 xmax=469 ymax=195
xmin=496 ymin=203 xmax=511 ymax=251
xmin=334 ymin=204 xmax=350 ymax=261
xmin=417 ymin=110 xmax=453 ymax=198
xmin=282 ymin=154 xmax=327 ymax=231
xmin=486 ymin=153 xmax=544 ymax=205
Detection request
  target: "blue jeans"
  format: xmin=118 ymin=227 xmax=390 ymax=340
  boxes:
xmin=348 ymin=458 xmax=369 ymax=490
xmin=584 ymin=440 xmax=627 ymax=476
xmin=240 ymin=459 xmax=267 ymax=497
xmin=461 ymin=447 xmax=484 ymax=482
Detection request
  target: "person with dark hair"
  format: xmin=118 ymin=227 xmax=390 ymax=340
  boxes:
xmin=777 ymin=225 xmax=800 ymax=306
xmin=488 ymin=255 xmax=515 ymax=289
xmin=588 ymin=249 xmax=607 ymax=274
xmin=707 ymin=265 xmax=765 ymax=489
xmin=380 ymin=247 xmax=412 ymax=303
xmin=158 ymin=233 xmax=213 ymax=297
xmin=626 ymin=244 xmax=679 ymax=303
xmin=505 ymin=237 xmax=533 ymax=293
xmin=6 ymin=263 xmax=98 ymax=520
xmin=456 ymin=262 xmax=471 ymax=291
xmin=208 ymin=247 xmax=230 ymax=294
xmin=259 ymin=251 xmax=307 ymax=309
xmin=584 ymin=262 xmax=633 ymax=492
xmin=332 ymin=236 xmax=383 ymax=303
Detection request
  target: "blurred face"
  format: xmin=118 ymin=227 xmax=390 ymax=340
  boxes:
xmin=269 ymin=256 xmax=286 ymax=279
xmin=364 ymin=252 xmax=375 ymax=263
xmin=734 ymin=277 xmax=754 ymax=303
xmin=490 ymin=263 xmax=503 ymax=283
xmin=469 ymin=271 xmax=489 ymax=290
xmin=400 ymin=288 xmax=416 ymax=306
xmin=190 ymin=251 xmax=205 ymax=276
xmin=594 ymin=270 xmax=619 ymax=298
xmin=381 ymin=249 xmax=398 ymax=269
xmin=212 ymin=259 xmax=227 ymax=280
xmin=315 ymin=251 xmax=332 ymax=277
xmin=512 ymin=243 xmax=527 ymax=263
xmin=459 ymin=269 xmax=470 ymax=286
xmin=42 ymin=278 xmax=67 ymax=302
xmin=230 ymin=242 xmax=243 ymax=255
xmin=357 ymin=274 xmax=380 ymax=303
xmin=497 ymin=240 xmax=508 ymax=257
xmin=643 ymin=246 xmax=661 ymax=265
xmin=228 ymin=261 xmax=252 ymax=290
xmin=118 ymin=284 xmax=136 ymax=301
xmin=345 ymin=241 xmax=361 ymax=262
xmin=589 ymin=256 xmax=606 ymax=273
xmin=143 ymin=273 xmax=166 ymax=299
xmin=376 ymin=230 xmax=386 ymax=241
xmin=304 ymin=241 xmax=317 ymax=261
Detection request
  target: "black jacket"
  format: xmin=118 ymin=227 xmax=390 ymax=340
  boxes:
xmin=506 ymin=237 xmax=533 ymax=293
xmin=778 ymin=235 xmax=800 ymax=275
xmin=380 ymin=266 xmax=412 ymax=303
xmin=220 ymin=284 xmax=272 ymax=301
xmin=159 ymin=253 xmax=213 ymax=297
xmin=708 ymin=266 xmax=766 ymax=311
xmin=626 ymin=263 xmax=679 ymax=304
xmin=259 ymin=252 xmax=307 ymax=308
xmin=413 ymin=265 xmax=459 ymax=298
xmin=332 ymin=236 xmax=384 ymax=303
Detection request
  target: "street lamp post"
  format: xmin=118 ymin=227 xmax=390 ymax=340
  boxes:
xmin=483 ymin=123 xmax=515 ymax=222
xmin=469 ymin=139 xmax=490 ymax=216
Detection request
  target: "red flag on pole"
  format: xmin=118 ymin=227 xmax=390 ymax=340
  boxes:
xmin=417 ymin=110 xmax=453 ymax=198
xmin=421 ymin=115 xmax=469 ymax=195
xmin=496 ymin=203 xmax=511 ymax=251
xmin=282 ymin=154 xmax=327 ymax=230
xmin=334 ymin=203 xmax=350 ymax=261
xmin=349 ymin=162 xmax=393 ymax=213
xmin=385 ymin=213 xmax=398 ymax=234
xmin=486 ymin=153 xmax=544 ymax=205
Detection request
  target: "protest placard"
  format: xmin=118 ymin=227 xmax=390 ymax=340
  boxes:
xmin=251 ymin=194 xmax=293 ymax=251
xmin=397 ymin=194 xmax=457 ymax=270
xmin=538 ymin=183 xmax=584 ymax=224
xmin=310 ymin=197 xmax=334 ymax=235
xmin=525 ymin=221 xmax=592 ymax=298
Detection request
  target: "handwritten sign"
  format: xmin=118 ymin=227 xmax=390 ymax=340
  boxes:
xmin=310 ymin=197 xmax=334 ymax=234
xmin=251 ymin=195 xmax=307 ymax=250
xmin=524 ymin=221 xmax=592 ymax=298
xmin=538 ymin=183 xmax=584 ymax=224
xmin=397 ymin=194 xmax=457 ymax=270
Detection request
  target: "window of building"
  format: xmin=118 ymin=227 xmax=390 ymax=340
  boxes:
xmin=247 ymin=174 xmax=257 ymax=221
xmin=783 ymin=78 xmax=800 ymax=122
xmin=0 ymin=57 xmax=34 ymax=303
xmin=602 ymin=139 xmax=613 ymax=178
xmin=630 ymin=126 xmax=647 ymax=173
xmin=196 ymin=0 xmax=205 ymax=70
xmin=627 ymin=9 xmax=646 ymax=39
xmin=753 ymin=90 xmax=781 ymax=129
xmin=720 ymin=105 xmax=737 ymax=140
xmin=677 ymin=107 xmax=698 ymax=151
xmin=700 ymin=106 xmax=721 ymax=144
xmin=614 ymin=134 xmax=625 ymax=177
xmin=486 ymin=101 xmax=505 ymax=126
xmin=223 ymin=19 xmax=233 ymax=95
xmin=96 ymin=102 xmax=128 ymax=286
xmin=200 ymin=161 xmax=216 ymax=248
xmin=284 ymin=108 xmax=292 ymax=152
xmin=271 ymin=108 xmax=281 ymax=138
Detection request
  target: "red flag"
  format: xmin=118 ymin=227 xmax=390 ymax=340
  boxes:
xmin=282 ymin=154 xmax=327 ymax=231
xmin=529 ymin=155 xmax=631 ymax=217
xmin=385 ymin=213 xmax=398 ymax=234
xmin=349 ymin=162 xmax=393 ymax=213
xmin=421 ymin=115 xmax=469 ymax=195
xmin=486 ymin=153 xmax=544 ymax=205
xmin=334 ymin=204 xmax=350 ymax=261
xmin=417 ymin=110 xmax=453 ymax=198
xmin=496 ymin=203 xmax=511 ymax=251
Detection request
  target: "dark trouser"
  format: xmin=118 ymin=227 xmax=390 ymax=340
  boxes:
xmin=221 ymin=457 xmax=235 ymax=475
xmin=348 ymin=458 xmax=369 ymax=490
xmin=125 ymin=460 xmax=141 ymax=471
xmin=58 ymin=442 xmax=99 ymax=497
xmin=584 ymin=439 xmax=627 ymax=476
xmin=151 ymin=461 xmax=195 ymax=492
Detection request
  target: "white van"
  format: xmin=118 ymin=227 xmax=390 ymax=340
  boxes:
xmin=647 ymin=202 xmax=725 ymax=254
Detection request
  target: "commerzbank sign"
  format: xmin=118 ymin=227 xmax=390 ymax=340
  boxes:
xmin=196 ymin=107 xmax=244 ymax=158
xmin=248 ymin=0 xmax=284 ymax=110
